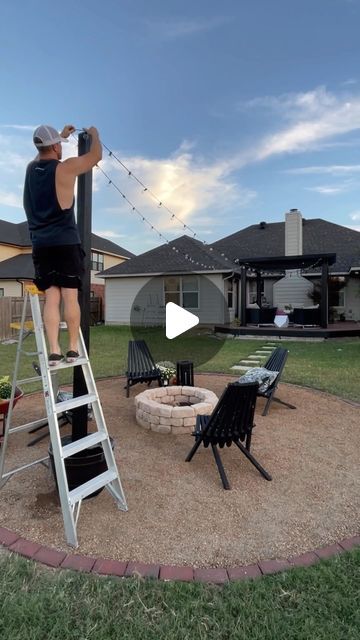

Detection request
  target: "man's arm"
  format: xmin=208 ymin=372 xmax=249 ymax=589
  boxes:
xmin=60 ymin=127 xmax=102 ymax=177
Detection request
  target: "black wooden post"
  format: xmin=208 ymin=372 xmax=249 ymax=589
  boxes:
xmin=256 ymin=271 xmax=262 ymax=307
xmin=320 ymin=260 xmax=329 ymax=328
xmin=72 ymin=132 xmax=92 ymax=441
xmin=240 ymin=266 xmax=247 ymax=326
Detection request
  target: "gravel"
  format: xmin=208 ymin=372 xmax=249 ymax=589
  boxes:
xmin=0 ymin=374 xmax=359 ymax=568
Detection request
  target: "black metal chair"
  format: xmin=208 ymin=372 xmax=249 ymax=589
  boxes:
xmin=259 ymin=347 xmax=296 ymax=416
xmin=185 ymin=382 xmax=272 ymax=489
xmin=125 ymin=340 xmax=162 ymax=397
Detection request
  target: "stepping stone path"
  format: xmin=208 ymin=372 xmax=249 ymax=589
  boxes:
xmin=231 ymin=343 xmax=277 ymax=373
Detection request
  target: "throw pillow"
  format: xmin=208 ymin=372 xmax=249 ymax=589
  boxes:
xmin=238 ymin=367 xmax=279 ymax=393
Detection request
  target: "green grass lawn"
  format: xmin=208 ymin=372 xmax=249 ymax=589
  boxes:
xmin=1 ymin=325 xmax=359 ymax=401
xmin=0 ymin=549 xmax=359 ymax=640
xmin=0 ymin=326 xmax=359 ymax=639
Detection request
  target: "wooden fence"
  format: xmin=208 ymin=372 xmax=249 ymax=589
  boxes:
xmin=0 ymin=296 xmax=103 ymax=341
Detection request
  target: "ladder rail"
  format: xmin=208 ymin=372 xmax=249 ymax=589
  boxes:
xmin=0 ymin=292 xmax=30 ymax=480
xmin=0 ymin=286 xmax=128 ymax=548
xmin=78 ymin=330 xmax=127 ymax=509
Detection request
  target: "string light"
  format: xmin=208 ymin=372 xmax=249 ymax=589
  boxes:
xmin=70 ymin=133 xmax=238 ymax=271
xmin=94 ymin=163 xmax=217 ymax=270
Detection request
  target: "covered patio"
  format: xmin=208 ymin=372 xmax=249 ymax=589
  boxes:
xmin=235 ymin=252 xmax=337 ymax=330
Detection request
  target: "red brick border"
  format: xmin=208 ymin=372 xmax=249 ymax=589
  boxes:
xmin=0 ymin=526 xmax=359 ymax=584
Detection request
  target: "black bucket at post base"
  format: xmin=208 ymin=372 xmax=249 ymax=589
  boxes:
xmin=49 ymin=435 xmax=115 ymax=499
xmin=176 ymin=360 xmax=194 ymax=386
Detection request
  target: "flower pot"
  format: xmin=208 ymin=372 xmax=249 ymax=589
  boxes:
xmin=49 ymin=435 xmax=115 ymax=500
xmin=0 ymin=387 xmax=23 ymax=415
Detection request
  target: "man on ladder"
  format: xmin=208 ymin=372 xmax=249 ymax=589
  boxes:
xmin=0 ymin=125 xmax=128 ymax=548
xmin=23 ymin=123 xmax=102 ymax=365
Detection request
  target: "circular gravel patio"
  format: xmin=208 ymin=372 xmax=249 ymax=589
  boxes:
xmin=0 ymin=374 xmax=359 ymax=568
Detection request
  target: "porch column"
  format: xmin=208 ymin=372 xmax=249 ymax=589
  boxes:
xmin=320 ymin=260 xmax=329 ymax=328
xmin=235 ymin=279 xmax=239 ymax=319
xmin=240 ymin=266 xmax=247 ymax=326
xmin=256 ymin=271 xmax=262 ymax=307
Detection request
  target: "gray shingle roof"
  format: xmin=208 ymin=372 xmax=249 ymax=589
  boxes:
xmin=210 ymin=219 xmax=360 ymax=273
xmin=0 ymin=219 xmax=135 ymax=258
xmin=99 ymin=235 xmax=229 ymax=277
xmin=91 ymin=233 xmax=135 ymax=259
xmin=0 ymin=253 xmax=34 ymax=279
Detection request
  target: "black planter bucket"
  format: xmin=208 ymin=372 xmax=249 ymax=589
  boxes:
xmin=49 ymin=435 xmax=115 ymax=500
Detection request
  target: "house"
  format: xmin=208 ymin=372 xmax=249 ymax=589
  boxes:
xmin=98 ymin=210 xmax=360 ymax=325
xmin=0 ymin=220 xmax=135 ymax=304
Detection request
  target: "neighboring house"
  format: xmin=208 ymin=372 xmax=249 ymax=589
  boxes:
xmin=0 ymin=220 xmax=135 ymax=302
xmin=99 ymin=210 xmax=360 ymax=325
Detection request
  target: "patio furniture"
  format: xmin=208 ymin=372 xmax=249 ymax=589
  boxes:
xmin=260 ymin=347 xmax=296 ymax=416
xmin=246 ymin=307 xmax=277 ymax=325
xmin=185 ymin=382 xmax=272 ymax=489
xmin=125 ymin=340 xmax=162 ymax=397
xmin=293 ymin=307 xmax=320 ymax=327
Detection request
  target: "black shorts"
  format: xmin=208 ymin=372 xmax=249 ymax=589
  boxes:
xmin=32 ymin=244 xmax=85 ymax=291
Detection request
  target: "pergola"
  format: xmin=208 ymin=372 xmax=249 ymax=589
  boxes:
xmin=236 ymin=253 xmax=337 ymax=329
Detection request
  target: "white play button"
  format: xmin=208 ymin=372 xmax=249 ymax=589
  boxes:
xmin=166 ymin=302 xmax=199 ymax=339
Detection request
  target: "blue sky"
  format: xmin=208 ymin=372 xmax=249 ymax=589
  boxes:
xmin=1 ymin=0 xmax=360 ymax=254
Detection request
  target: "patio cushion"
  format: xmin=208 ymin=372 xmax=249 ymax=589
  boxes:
xmin=238 ymin=367 xmax=279 ymax=393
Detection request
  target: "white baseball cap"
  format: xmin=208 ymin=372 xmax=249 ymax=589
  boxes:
xmin=33 ymin=125 xmax=69 ymax=148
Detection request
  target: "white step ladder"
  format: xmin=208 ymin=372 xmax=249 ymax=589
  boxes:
xmin=0 ymin=285 xmax=127 ymax=547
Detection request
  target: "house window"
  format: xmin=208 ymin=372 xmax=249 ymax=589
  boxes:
xmin=225 ymin=279 xmax=233 ymax=308
xmin=0 ymin=288 xmax=4 ymax=297
xmin=164 ymin=276 xmax=199 ymax=309
xmin=164 ymin=276 xmax=181 ymax=305
xmin=91 ymin=252 xmax=104 ymax=271
xmin=248 ymin=278 xmax=264 ymax=304
xmin=334 ymin=288 xmax=345 ymax=307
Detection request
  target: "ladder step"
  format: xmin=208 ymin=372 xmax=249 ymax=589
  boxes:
xmin=61 ymin=432 xmax=107 ymax=459
xmin=47 ymin=357 xmax=88 ymax=371
xmin=17 ymin=376 xmax=43 ymax=385
xmin=68 ymin=470 xmax=118 ymax=505
xmin=55 ymin=393 xmax=97 ymax=413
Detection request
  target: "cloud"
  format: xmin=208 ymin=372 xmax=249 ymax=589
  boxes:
xmin=93 ymin=229 xmax=126 ymax=239
xmin=145 ymin=16 xmax=228 ymax=40
xmin=239 ymin=86 xmax=337 ymax=118
xmin=350 ymin=211 xmax=360 ymax=221
xmin=0 ymin=124 xmax=37 ymax=131
xmin=0 ymin=189 xmax=23 ymax=208
xmin=342 ymin=78 xmax=358 ymax=86
xmin=305 ymin=179 xmax=357 ymax=195
xmin=306 ymin=185 xmax=345 ymax=195
xmin=285 ymin=164 xmax=360 ymax=175
xmin=98 ymin=145 xmax=256 ymax=232
xmin=233 ymin=86 xmax=360 ymax=164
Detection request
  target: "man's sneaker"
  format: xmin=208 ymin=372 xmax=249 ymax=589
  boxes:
xmin=66 ymin=350 xmax=80 ymax=363
xmin=48 ymin=353 xmax=64 ymax=366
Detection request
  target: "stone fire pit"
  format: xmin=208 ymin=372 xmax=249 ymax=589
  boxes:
xmin=135 ymin=385 xmax=218 ymax=434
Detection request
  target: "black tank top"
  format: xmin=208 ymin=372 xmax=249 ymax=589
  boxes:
xmin=23 ymin=159 xmax=80 ymax=248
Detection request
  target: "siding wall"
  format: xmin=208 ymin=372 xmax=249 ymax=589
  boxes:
xmin=104 ymin=273 xmax=227 ymax=325
xmin=273 ymin=273 xmax=313 ymax=308
xmin=0 ymin=246 xmax=32 ymax=262
xmin=0 ymin=280 xmax=22 ymax=296
xmin=344 ymin=277 xmax=360 ymax=321
xmin=105 ymin=277 xmax=151 ymax=324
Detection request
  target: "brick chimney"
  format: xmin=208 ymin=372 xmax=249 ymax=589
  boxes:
xmin=285 ymin=209 xmax=303 ymax=256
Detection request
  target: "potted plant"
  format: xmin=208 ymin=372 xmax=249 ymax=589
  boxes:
xmin=0 ymin=376 xmax=23 ymax=413
xmin=156 ymin=361 xmax=177 ymax=385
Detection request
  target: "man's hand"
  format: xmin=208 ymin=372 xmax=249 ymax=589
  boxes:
xmin=60 ymin=124 xmax=76 ymax=139
xmin=84 ymin=126 xmax=100 ymax=138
